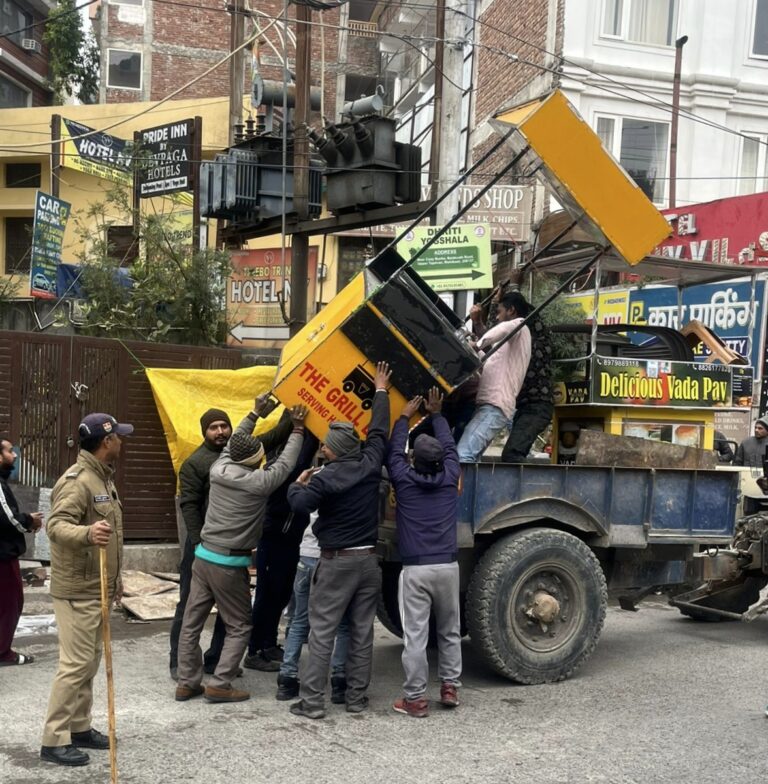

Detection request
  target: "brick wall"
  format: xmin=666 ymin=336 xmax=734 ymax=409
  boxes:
xmin=471 ymin=0 xmax=563 ymax=183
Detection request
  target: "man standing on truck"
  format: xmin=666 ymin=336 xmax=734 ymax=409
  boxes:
xmin=458 ymin=291 xmax=532 ymax=461
xmin=470 ymin=290 xmax=553 ymax=463
xmin=387 ymin=388 xmax=462 ymax=719
xmin=286 ymin=361 xmax=391 ymax=719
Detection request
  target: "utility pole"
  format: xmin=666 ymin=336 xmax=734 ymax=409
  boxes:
xmin=290 ymin=3 xmax=311 ymax=337
xmin=669 ymin=35 xmax=688 ymax=209
xmin=228 ymin=0 xmax=246 ymax=146
xmin=434 ymin=0 xmax=468 ymax=312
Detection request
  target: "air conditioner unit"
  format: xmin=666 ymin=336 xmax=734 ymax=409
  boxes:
xmin=21 ymin=39 xmax=41 ymax=53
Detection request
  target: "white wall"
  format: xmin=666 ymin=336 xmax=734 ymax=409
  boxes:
xmin=561 ymin=0 xmax=768 ymax=207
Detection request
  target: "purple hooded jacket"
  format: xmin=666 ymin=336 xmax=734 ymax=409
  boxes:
xmin=386 ymin=413 xmax=460 ymax=566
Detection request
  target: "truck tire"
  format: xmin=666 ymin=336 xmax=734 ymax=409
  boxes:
xmin=677 ymin=576 xmax=768 ymax=622
xmin=376 ymin=563 xmax=403 ymax=637
xmin=466 ymin=528 xmax=607 ymax=684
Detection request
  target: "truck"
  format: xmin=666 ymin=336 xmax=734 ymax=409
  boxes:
xmin=271 ymin=89 xmax=768 ymax=684
xmin=376 ymin=459 xmax=768 ymax=684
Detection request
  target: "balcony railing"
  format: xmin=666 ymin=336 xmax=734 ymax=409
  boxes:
xmin=349 ymin=20 xmax=378 ymax=38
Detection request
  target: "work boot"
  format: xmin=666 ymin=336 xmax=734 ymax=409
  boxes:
xmin=276 ymin=674 xmax=300 ymax=701
xmin=175 ymin=684 xmax=204 ymax=702
xmin=40 ymin=745 xmax=90 ymax=766
xmin=289 ymin=700 xmax=325 ymax=719
xmin=203 ymin=685 xmax=250 ymax=703
xmin=393 ymin=696 xmax=429 ymax=718
xmin=262 ymin=645 xmax=284 ymax=662
xmin=330 ymin=675 xmax=347 ymax=705
xmin=440 ymin=682 xmax=460 ymax=707
xmin=243 ymin=651 xmax=280 ymax=672
xmin=71 ymin=729 xmax=110 ymax=749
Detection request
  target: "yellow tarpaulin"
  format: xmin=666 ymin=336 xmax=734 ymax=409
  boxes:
xmin=146 ymin=366 xmax=280 ymax=476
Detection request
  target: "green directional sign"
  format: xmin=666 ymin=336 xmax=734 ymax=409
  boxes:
xmin=397 ymin=223 xmax=493 ymax=291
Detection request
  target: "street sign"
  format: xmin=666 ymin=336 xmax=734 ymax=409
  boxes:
xmin=337 ymin=184 xmax=533 ymax=242
xmin=30 ymin=191 xmax=70 ymax=300
xmin=137 ymin=119 xmax=192 ymax=197
xmin=397 ymin=223 xmax=493 ymax=291
xmin=227 ymin=246 xmax=318 ymax=345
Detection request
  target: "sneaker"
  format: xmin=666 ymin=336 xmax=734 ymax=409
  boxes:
xmin=440 ymin=682 xmax=460 ymax=708
xmin=330 ymin=675 xmax=347 ymax=705
xmin=290 ymin=700 xmax=325 ymax=719
xmin=262 ymin=645 xmax=284 ymax=662
xmin=203 ymin=685 xmax=250 ymax=703
xmin=346 ymin=696 xmax=369 ymax=714
xmin=393 ymin=696 xmax=429 ymax=718
xmin=276 ymin=674 xmax=300 ymax=701
xmin=243 ymin=651 xmax=280 ymax=672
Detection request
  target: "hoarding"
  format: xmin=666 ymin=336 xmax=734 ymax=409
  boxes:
xmin=61 ymin=119 xmax=132 ymax=184
xmin=137 ymin=119 xmax=192 ymax=197
xmin=397 ymin=223 xmax=493 ymax=291
xmin=227 ymin=247 xmax=318 ymax=344
xmin=30 ymin=191 xmax=71 ymax=300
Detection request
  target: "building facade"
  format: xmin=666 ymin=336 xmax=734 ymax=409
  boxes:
xmin=561 ymin=0 xmax=768 ymax=208
xmin=0 ymin=0 xmax=53 ymax=108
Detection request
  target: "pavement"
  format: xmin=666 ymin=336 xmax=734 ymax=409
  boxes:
xmin=1 ymin=598 xmax=767 ymax=784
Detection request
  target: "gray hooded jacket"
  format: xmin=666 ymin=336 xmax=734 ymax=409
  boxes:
xmin=201 ymin=415 xmax=304 ymax=555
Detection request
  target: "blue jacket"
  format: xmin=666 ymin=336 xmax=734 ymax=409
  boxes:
xmin=386 ymin=413 xmax=460 ymax=565
xmin=287 ymin=391 xmax=390 ymax=550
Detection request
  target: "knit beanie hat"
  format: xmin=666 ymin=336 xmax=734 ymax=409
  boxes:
xmin=324 ymin=422 xmax=361 ymax=457
xmin=413 ymin=434 xmax=445 ymax=475
xmin=228 ymin=431 xmax=265 ymax=467
xmin=200 ymin=408 xmax=232 ymax=436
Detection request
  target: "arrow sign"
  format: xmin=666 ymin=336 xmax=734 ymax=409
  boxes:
xmin=418 ymin=269 xmax=486 ymax=280
xmin=229 ymin=321 xmax=289 ymax=342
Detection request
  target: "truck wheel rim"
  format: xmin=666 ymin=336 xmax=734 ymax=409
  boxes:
xmin=508 ymin=561 xmax=583 ymax=653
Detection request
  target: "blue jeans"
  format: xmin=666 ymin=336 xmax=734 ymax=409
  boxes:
xmin=457 ymin=403 xmax=510 ymax=461
xmin=280 ymin=556 xmax=349 ymax=679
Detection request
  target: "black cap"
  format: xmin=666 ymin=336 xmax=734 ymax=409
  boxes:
xmin=78 ymin=413 xmax=134 ymax=440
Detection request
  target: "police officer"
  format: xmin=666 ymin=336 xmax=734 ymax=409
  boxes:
xmin=40 ymin=413 xmax=132 ymax=767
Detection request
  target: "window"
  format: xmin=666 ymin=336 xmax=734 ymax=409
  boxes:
xmin=601 ymin=0 xmax=677 ymax=46
xmin=753 ymin=0 xmax=768 ymax=57
xmin=107 ymin=226 xmax=139 ymax=266
xmin=0 ymin=0 xmax=32 ymax=46
xmin=738 ymin=134 xmax=768 ymax=195
xmin=5 ymin=162 xmax=40 ymax=188
xmin=0 ymin=74 xmax=29 ymax=108
xmin=4 ymin=216 xmax=33 ymax=274
xmin=107 ymin=49 xmax=142 ymax=90
xmin=596 ymin=115 xmax=669 ymax=203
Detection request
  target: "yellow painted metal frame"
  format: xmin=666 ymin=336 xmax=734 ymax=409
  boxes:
xmin=494 ymin=91 xmax=671 ymax=265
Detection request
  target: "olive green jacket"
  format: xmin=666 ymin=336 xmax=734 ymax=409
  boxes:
xmin=47 ymin=450 xmax=123 ymax=600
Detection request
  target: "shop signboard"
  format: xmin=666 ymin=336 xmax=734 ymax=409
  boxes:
xmin=30 ymin=191 xmax=71 ymax=299
xmin=397 ymin=223 xmax=493 ymax=291
xmin=227 ymin=247 xmax=318 ymax=345
xmin=589 ymin=357 xmax=753 ymax=409
xmin=564 ymin=290 xmax=629 ymax=324
xmin=61 ymin=119 xmax=132 ymax=184
xmin=655 ymin=192 xmax=768 ymax=265
xmin=137 ymin=119 xmax=192 ymax=197
xmin=627 ymin=280 xmax=764 ymax=368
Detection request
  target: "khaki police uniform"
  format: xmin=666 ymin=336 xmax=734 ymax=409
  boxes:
xmin=41 ymin=450 xmax=123 ymax=748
